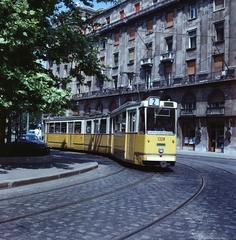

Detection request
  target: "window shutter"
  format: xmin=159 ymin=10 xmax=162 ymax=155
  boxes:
xmin=130 ymin=26 xmax=135 ymax=39
xmin=166 ymin=12 xmax=174 ymax=27
xmin=135 ymin=3 xmax=140 ymax=12
xmin=187 ymin=60 xmax=196 ymax=75
xmin=214 ymin=55 xmax=224 ymax=76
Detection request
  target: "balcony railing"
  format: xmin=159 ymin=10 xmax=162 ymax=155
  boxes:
xmin=160 ymin=52 xmax=174 ymax=62
xmin=206 ymin=107 xmax=225 ymax=115
xmin=180 ymin=108 xmax=196 ymax=116
xmin=140 ymin=57 xmax=153 ymax=67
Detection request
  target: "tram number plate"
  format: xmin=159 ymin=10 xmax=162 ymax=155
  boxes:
xmin=148 ymin=97 xmax=160 ymax=106
xmin=158 ymin=137 xmax=165 ymax=141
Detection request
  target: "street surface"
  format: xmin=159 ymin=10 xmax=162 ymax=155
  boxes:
xmin=0 ymin=151 xmax=235 ymax=240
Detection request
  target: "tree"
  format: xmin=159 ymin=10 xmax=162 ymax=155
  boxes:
xmin=0 ymin=0 xmax=118 ymax=147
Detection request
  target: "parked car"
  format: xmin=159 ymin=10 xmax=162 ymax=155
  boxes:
xmin=8 ymin=134 xmax=50 ymax=157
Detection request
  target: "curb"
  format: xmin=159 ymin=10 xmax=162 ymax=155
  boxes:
xmin=177 ymin=150 xmax=235 ymax=160
xmin=0 ymin=162 xmax=98 ymax=190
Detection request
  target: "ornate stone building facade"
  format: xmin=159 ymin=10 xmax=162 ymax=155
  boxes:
xmin=47 ymin=0 xmax=236 ymax=154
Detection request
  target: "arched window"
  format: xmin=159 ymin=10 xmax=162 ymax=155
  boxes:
xmin=84 ymin=103 xmax=90 ymax=115
xmin=96 ymin=102 xmax=103 ymax=114
xmin=209 ymin=90 xmax=225 ymax=107
xmin=183 ymin=93 xmax=196 ymax=111
xmin=109 ymin=100 xmax=117 ymax=112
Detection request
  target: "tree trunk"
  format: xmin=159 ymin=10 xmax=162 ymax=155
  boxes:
xmin=0 ymin=108 xmax=7 ymax=148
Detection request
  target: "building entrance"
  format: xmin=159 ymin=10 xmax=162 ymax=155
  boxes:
xmin=182 ymin=121 xmax=195 ymax=149
xmin=209 ymin=122 xmax=224 ymax=152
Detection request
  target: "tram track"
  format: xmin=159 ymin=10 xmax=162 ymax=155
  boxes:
xmin=113 ymin=162 xmax=206 ymax=240
xmin=0 ymin=170 xmax=155 ymax=225
xmin=0 ymin=166 xmax=126 ymax=202
xmin=179 ymin=157 xmax=236 ymax=177
xmin=112 ymin=158 xmax=236 ymax=240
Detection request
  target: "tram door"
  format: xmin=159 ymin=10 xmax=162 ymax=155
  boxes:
xmin=125 ymin=109 xmax=137 ymax=162
xmin=209 ymin=122 xmax=224 ymax=152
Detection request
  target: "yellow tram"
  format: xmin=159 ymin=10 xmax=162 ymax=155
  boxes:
xmin=44 ymin=97 xmax=177 ymax=168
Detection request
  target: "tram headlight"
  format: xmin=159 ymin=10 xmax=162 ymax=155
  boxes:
xmin=158 ymin=147 xmax=164 ymax=154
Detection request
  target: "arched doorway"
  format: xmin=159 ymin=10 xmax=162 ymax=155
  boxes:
xmin=181 ymin=93 xmax=196 ymax=149
xmin=208 ymin=90 xmax=225 ymax=152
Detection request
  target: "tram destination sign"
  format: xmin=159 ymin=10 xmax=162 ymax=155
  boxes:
xmin=148 ymin=97 xmax=160 ymax=107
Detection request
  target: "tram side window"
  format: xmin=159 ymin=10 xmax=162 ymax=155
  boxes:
xmin=127 ymin=110 xmax=137 ymax=133
xmin=121 ymin=112 xmax=126 ymax=132
xmin=86 ymin=121 xmax=91 ymax=133
xmin=139 ymin=109 xmax=145 ymax=133
xmin=116 ymin=113 xmax=126 ymax=132
xmin=61 ymin=122 xmax=66 ymax=133
xmin=45 ymin=123 xmax=51 ymax=133
xmin=55 ymin=123 xmax=60 ymax=132
xmin=49 ymin=123 xmax=55 ymax=133
xmin=68 ymin=122 xmax=74 ymax=133
xmin=100 ymin=119 xmax=107 ymax=133
xmin=114 ymin=116 xmax=119 ymax=132
xmin=94 ymin=120 xmax=99 ymax=133
xmin=74 ymin=122 xmax=81 ymax=133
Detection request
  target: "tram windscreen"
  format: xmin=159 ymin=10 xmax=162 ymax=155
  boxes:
xmin=139 ymin=107 xmax=175 ymax=134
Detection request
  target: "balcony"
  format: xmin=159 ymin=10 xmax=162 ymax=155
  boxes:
xmin=140 ymin=57 xmax=153 ymax=67
xmin=206 ymin=107 xmax=225 ymax=115
xmin=180 ymin=108 xmax=196 ymax=116
xmin=160 ymin=52 xmax=174 ymax=62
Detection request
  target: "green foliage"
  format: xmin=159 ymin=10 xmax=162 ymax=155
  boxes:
xmin=0 ymin=0 xmax=114 ymax=144
xmin=0 ymin=0 xmax=112 ymax=113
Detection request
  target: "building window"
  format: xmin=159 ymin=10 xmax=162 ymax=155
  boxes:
xmin=114 ymin=53 xmax=119 ymax=67
xmin=209 ymin=90 xmax=225 ymax=108
xmin=101 ymin=41 xmax=106 ymax=49
xmin=146 ymin=43 xmax=152 ymax=58
xmin=166 ymin=11 xmax=174 ymax=27
xmin=128 ymin=48 xmax=135 ymax=63
xmin=214 ymin=55 xmax=224 ymax=77
xmin=100 ymin=57 xmax=105 ymax=67
xmin=114 ymin=32 xmax=119 ymax=45
xmin=214 ymin=0 xmax=225 ymax=11
xmin=145 ymin=70 xmax=151 ymax=89
xmin=135 ymin=3 xmax=140 ymax=13
xmin=183 ymin=93 xmax=196 ymax=113
xmin=109 ymin=100 xmax=118 ymax=112
xmin=106 ymin=16 xmax=110 ymax=24
xmin=189 ymin=2 xmax=197 ymax=19
xmin=130 ymin=25 xmax=135 ymax=40
xmin=165 ymin=65 xmax=172 ymax=86
xmin=120 ymin=10 xmax=124 ymax=19
xmin=112 ymin=76 xmax=118 ymax=90
xmin=85 ymin=104 xmax=91 ymax=115
xmin=188 ymin=30 xmax=197 ymax=49
xmin=166 ymin=37 xmax=173 ymax=52
xmin=187 ymin=60 xmax=196 ymax=83
xmin=215 ymin=22 xmax=224 ymax=42
xmin=147 ymin=19 xmax=153 ymax=34
xmin=93 ymin=24 xmax=98 ymax=31
xmin=63 ymin=65 xmax=68 ymax=77
xmin=96 ymin=102 xmax=103 ymax=114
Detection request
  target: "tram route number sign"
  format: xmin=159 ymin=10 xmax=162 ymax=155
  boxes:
xmin=148 ymin=97 xmax=160 ymax=107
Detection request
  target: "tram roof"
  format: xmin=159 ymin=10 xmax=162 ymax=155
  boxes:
xmin=44 ymin=113 xmax=108 ymax=123
xmin=110 ymin=101 xmax=141 ymax=117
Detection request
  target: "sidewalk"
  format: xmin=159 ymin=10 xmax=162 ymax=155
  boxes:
xmin=0 ymin=156 xmax=98 ymax=190
xmin=177 ymin=148 xmax=235 ymax=160
xmin=0 ymin=150 xmax=234 ymax=190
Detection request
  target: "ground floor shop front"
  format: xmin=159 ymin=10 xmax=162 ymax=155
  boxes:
xmin=178 ymin=116 xmax=234 ymax=155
